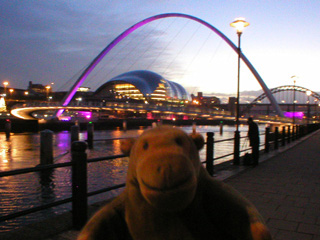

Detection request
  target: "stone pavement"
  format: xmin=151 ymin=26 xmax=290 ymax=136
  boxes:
xmin=2 ymin=130 xmax=320 ymax=240
xmin=225 ymin=130 xmax=320 ymax=240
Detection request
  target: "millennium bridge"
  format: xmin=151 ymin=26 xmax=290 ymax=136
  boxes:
xmin=7 ymin=13 xmax=320 ymax=125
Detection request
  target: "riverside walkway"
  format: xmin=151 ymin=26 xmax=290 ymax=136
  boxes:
xmin=2 ymin=130 xmax=320 ymax=240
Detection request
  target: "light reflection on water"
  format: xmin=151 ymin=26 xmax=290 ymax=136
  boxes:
xmin=0 ymin=125 xmax=264 ymax=232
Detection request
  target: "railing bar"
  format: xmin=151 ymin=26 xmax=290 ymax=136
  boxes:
xmin=0 ymin=197 xmax=72 ymax=222
xmin=0 ymin=162 xmax=72 ymax=177
xmin=88 ymin=137 xmax=134 ymax=142
xmin=213 ymin=152 xmax=234 ymax=161
xmin=240 ymin=148 xmax=251 ymax=153
xmin=213 ymin=138 xmax=234 ymax=143
xmin=88 ymin=183 xmax=126 ymax=197
xmin=87 ymin=154 xmax=126 ymax=163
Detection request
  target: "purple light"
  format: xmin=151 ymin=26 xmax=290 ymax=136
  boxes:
xmin=284 ymin=112 xmax=304 ymax=119
xmin=78 ymin=111 xmax=92 ymax=119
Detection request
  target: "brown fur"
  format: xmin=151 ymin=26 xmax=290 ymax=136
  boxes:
xmin=78 ymin=125 xmax=272 ymax=240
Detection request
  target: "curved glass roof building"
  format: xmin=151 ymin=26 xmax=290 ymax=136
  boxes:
xmin=94 ymin=70 xmax=190 ymax=101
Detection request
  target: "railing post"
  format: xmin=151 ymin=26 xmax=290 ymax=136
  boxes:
xmin=219 ymin=121 xmax=223 ymax=135
xmin=123 ymin=120 xmax=127 ymax=131
xmin=206 ymin=132 xmax=214 ymax=176
xmin=274 ymin=127 xmax=279 ymax=150
xmin=40 ymin=129 xmax=53 ymax=165
xmin=87 ymin=122 xmax=94 ymax=149
xmin=71 ymin=124 xmax=80 ymax=143
xmin=297 ymin=125 xmax=301 ymax=139
xmin=5 ymin=119 xmax=11 ymax=140
xmin=282 ymin=126 xmax=286 ymax=146
xmin=292 ymin=125 xmax=295 ymax=141
xmin=287 ymin=126 xmax=291 ymax=144
xmin=265 ymin=127 xmax=270 ymax=153
xmin=233 ymin=131 xmax=240 ymax=165
xmin=72 ymin=141 xmax=88 ymax=230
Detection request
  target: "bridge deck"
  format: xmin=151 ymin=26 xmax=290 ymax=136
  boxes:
xmin=1 ymin=130 xmax=319 ymax=240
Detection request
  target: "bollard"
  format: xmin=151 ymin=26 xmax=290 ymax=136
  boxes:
xmin=5 ymin=119 xmax=11 ymax=140
xmin=192 ymin=122 xmax=196 ymax=134
xmin=40 ymin=129 xmax=53 ymax=165
xmin=71 ymin=125 xmax=80 ymax=143
xmin=233 ymin=131 xmax=240 ymax=165
xmin=219 ymin=121 xmax=223 ymax=135
xmin=282 ymin=126 xmax=286 ymax=146
xmin=274 ymin=127 xmax=279 ymax=150
xmin=206 ymin=132 xmax=214 ymax=176
xmin=265 ymin=127 xmax=270 ymax=153
xmin=72 ymin=141 xmax=88 ymax=230
xmin=87 ymin=122 xmax=94 ymax=149
xmin=123 ymin=120 xmax=127 ymax=131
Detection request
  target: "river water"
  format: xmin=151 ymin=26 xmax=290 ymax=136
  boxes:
xmin=0 ymin=124 xmax=265 ymax=232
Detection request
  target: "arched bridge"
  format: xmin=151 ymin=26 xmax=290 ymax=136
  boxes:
xmin=243 ymin=85 xmax=320 ymax=115
xmin=57 ymin=12 xmax=284 ymax=118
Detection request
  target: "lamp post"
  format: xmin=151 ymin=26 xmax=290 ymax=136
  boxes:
xmin=291 ymin=76 xmax=297 ymax=124
xmin=230 ymin=17 xmax=249 ymax=165
xmin=306 ymin=90 xmax=311 ymax=124
xmin=9 ymin=89 xmax=14 ymax=99
xmin=3 ymin=81 xmax=9 ymax=97
xmin=45 ymin=85 xmax=51 ymax=101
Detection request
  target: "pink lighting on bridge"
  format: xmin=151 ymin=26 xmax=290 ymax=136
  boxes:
xmin=57 ymin=13 xmax=283 ymax=118
xmin=78 ymin=111 xmax=92 ymax=119
xmin=284 ymin=111 xmax=304 ymax=119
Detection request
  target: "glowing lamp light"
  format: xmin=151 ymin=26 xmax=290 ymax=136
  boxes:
xmin=230 ymin=18 xmax=250 ymax=34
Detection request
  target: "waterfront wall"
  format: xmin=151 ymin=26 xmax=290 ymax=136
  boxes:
xmin=0 ymin=118 xmax=235 ymax=133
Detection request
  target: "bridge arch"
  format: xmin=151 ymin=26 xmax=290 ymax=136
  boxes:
xmin=251 ymin=85 xmax=320 ymax=104
xmin=243 ymin=85 xmax=320 ymax=114
xmin=58 ymin=13 xmax=284 ymax=117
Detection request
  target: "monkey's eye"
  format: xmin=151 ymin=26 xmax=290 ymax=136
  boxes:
xmin=143 ymin=142 xmax=149 ymax=150
xmin=175 ymin=137 xmax=183 ymax=146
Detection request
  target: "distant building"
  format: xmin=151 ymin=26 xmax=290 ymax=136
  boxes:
xmin=228 ymin=97 xmax=237 ymax=116
xmin=191 ymin=92 xmax=221 ymax=108
xmin=93 ymin=70 xmax=190 ymax=103
xmin=28 ymin=81 xmax=50 ymax=97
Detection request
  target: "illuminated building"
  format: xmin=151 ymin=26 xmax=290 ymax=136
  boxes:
xmin=94 ymin=70 xmax=190 ymax=102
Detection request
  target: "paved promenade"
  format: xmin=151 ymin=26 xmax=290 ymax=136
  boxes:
xmin=2 ymin=130 xmax=320 ymax=240
xmin=225 ymin=130 xmax=320 ymax=240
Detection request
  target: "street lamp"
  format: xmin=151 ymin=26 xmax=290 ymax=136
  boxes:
xmin=3 ymin=81 xmax=9 ymax=97
xmin=230 ymin=17 xmax=249 ymax=165
xmin=9 ymin=89 xmax=14 ymax=99
xmin=306 ymin=90 xmax=312 ymax=124
xmin=45 ymin=85 xmax=51 ymax=101
xmin=291 ymin=76 xmax=297 ymax=124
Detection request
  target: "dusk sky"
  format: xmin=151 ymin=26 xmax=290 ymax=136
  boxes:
xmin=1 ymin=0 xmax=319 ymax=97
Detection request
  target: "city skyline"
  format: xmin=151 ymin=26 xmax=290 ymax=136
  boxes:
xmin=1 ymin=0 xmax=320 ymax=95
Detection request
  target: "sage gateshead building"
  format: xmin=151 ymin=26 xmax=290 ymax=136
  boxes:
xmin=93 ymin=70 xmax=190 ymax=103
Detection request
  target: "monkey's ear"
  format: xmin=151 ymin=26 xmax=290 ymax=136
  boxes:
xmin=120 ymin=138 xmax=136 ymax=156
xmin=189 ymin=133 xmax=204 ymax=150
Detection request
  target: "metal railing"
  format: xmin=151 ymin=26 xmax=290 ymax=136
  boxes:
xmin=1 ymin=123 xmax=319 ymax=230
